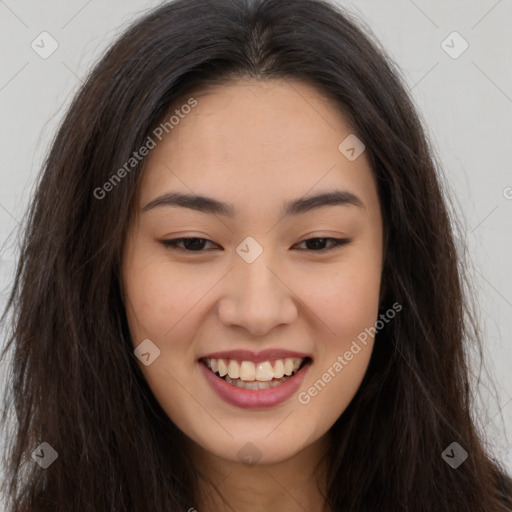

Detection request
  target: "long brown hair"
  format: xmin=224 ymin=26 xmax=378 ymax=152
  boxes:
xmin=1 ymin=0 xmax=511 ymax=510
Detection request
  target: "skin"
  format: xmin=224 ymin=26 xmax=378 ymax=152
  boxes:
xmin=121 ymin=78 xmax=384 ymax=512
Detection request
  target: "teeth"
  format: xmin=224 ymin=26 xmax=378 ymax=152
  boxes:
xmin=272 ymin=359 xmax=285 ymax=378
xmin=224 ymin=374 xmax=291 ymax=389
xmin=255 ymin=361 xmax=274 ymax=381
xmin=239 ymin=361 xmax=255 ymax=381
xmin=227 ymin=360 xmax=240 ymax=379
xmin=284 ymin=358 xmax=294 ymax=375
xmin=217 ymin=359 xmax=228 ymax=377
xmin=203 ymin=356 xmax=307 ymax=382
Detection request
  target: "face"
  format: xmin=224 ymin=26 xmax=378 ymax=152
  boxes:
xmin=121 ymin=78 xmax=384 ymax=467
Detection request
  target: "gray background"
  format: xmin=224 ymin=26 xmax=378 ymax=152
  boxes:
xmin=0 ymin=0 xmax=511 ymax=483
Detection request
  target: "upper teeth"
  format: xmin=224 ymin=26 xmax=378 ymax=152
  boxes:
xmin=204 ymin=357 xmax=305 ymax=381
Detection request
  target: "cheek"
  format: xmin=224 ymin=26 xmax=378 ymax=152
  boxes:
xmin=123 ymin=253 xmax=212 ymax=338
xmin=292 ymin=252 xmax=381 ymax=428
xmin=295 ymin=255 xmax=382 ymax=343
xmin=122 ymin=251 xmax=226 ymax=398
xmin=122 ymin=253 xmax=207 ymax=418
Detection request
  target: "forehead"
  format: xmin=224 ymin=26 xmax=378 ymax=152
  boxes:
xmin=138 ymin=78 xmax=378 ymax=217
xmin=160 ymin=78 xmax=353 ymax=161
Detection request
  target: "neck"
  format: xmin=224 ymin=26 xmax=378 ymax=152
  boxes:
xmin=188 ymin=433 xmax=332 ymax=512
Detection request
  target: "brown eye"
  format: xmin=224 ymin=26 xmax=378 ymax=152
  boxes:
xmin=159 ymin=236 xmax=351 ymax=253
xmin=160 ymin=237 xmax=219 ymax=251
xmin=294 ymin=237 xmax=351 ymax=251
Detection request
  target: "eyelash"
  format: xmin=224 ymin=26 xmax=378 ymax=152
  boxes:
xmin=159 ymin=237 xmax=352 ymax=253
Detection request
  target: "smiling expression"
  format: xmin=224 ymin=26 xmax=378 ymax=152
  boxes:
xmin=121 ymin=78 xmax=384 ymax=465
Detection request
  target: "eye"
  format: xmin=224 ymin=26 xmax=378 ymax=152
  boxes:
xmin=293 ymin=237 xmax=352 ymax=252
xmin=160 ymin=237 xmax=219 ymax=252
xmin=159 ymin=237 xmax=351 ymax=253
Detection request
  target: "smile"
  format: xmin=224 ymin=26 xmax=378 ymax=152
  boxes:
xmin=202 ymin=357 xmax=308 ymax=389
xmin=198 ymin=356 xmax=313 ymax=409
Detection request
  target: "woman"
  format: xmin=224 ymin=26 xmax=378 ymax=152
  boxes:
xmin=1 ymin=0 xmax=511 ymax=510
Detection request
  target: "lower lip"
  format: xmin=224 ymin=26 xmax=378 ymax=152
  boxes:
xmin=198 ymin=360 xmax=312 ymax=409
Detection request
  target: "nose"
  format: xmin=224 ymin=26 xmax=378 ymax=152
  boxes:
xmin=217 ymin=252 xmax=298 ymax=336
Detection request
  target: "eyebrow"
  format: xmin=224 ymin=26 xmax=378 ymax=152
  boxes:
xmin=142 ymin=189 xmax=364 ymax=217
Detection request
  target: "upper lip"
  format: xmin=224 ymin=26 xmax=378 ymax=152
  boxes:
xmin=199 ymin=349 xmax=313 ymax=363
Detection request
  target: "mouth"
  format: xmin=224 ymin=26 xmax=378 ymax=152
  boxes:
xmin=197 ymin=355 xmax=313 ymax=409
xmin=199 ymin=356 xmax=312 ymax=390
